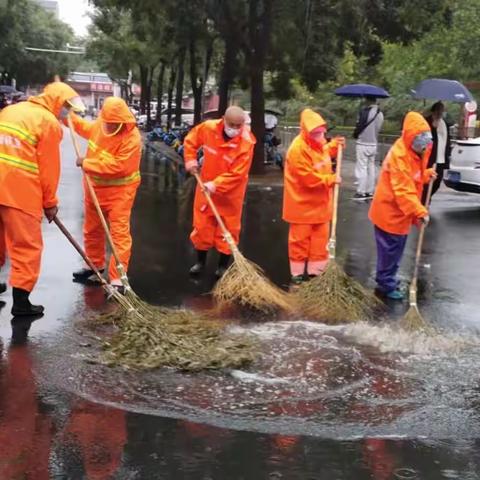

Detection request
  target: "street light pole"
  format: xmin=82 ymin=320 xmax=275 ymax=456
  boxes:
xmin=25 ymin=46 xmax=85 ymax=54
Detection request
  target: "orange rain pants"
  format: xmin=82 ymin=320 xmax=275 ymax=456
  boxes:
xmin=84 ymin=183 xmax=138 ymax=281
xmin=0 ymin=205 xmax=42 ymax=291
xmin=190 ymin=211 xmax=240 ymax=255
xmin=288 ymin=223 xmax=329 ymax=276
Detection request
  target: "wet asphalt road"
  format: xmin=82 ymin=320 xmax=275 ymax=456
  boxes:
xmin=1 ymin=135 xmax=480 ymax=479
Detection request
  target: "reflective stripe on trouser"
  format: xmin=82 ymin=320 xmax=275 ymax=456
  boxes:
xmin=355 ymin=143 xmax=377 ymax=194
xmin=0 ymin=205 xmax=42 ymax=291
xmin=190 ymin=212 xmax=240 ymax=255
xmin=83 ymin=183 xmax=139 ymax=281
xmin=374 ymin=225 xmax=408 ymax=293
xmin=288 ymin=223 xmax=329 ymax=276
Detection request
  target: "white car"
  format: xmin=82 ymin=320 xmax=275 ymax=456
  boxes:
xmin=445 ymin=138 xmax=480 ymax=194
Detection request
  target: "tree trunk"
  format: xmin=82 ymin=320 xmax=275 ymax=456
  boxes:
xmin=174 ymin=46 xmax=186 ymax=127
xmin=248 ymin=0 xmax=274 ymax=174
xmin=201 ymin=38 xmax=214 ymax=118
xmin=146 ymin=65 xmax=155 ymax=129
xmin=156 ymin=62 xmax=166 ymax=124
xmin=189 ymin=38 xmax=203 ymax=125
xmin=250 ymin=65 xmax=266 ymax=174
xmin=218 ymin=36 xmax=236 ymax=117
xmin=167 ymin=65 xmax=176 ymax=128
xmin=139 ymin=64 xmax=148 ymax=115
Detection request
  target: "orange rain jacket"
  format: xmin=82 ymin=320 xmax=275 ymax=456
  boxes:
xmin=0 ymin=82 xmax=79 ymax=218
xmin=183 ymin=119 xmax=256 ymax=227
xmin=69 ymin=97 xmax=141 ymax=187
xmin=283 ymin=109 xmax=340 ymax=224
xmin=369 ymin=112 xmax=433 ymax=235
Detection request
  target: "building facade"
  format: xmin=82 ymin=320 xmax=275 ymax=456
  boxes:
xmin=66 ymin=72 xmax=120 ymax=114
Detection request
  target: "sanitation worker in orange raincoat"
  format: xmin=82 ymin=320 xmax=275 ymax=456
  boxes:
xmin=0 ymin=82 xmax=84 ymax=315
xmin=282 ymin=108 xmax=344 ymax=285
xmin=183 ymin=106 xmax=256 ymax=278
xmin=70 ymin=97 xmax=142 ymax=293
xmin=369 ymin=111 xmax=436 ymax=300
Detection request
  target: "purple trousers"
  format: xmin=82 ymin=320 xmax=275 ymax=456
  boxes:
xmin=374 ymin=226 xmax=408 ymax=293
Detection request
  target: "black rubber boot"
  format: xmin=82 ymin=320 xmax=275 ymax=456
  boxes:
xmin=0 ymin=282 xmax=6 ymax=295
xmin=73 ymin=267 xmax=104 ymax=284
xmin=215 ymin=253 xmax=232 ymax=279
xmin=189 ymin=250 xmax=208 ymax=275
xmin=11 ymin=287 xmax=44 ymax=317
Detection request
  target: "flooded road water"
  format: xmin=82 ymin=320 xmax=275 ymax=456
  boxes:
xmin=1 ymin=137 xmax=480 ymax=479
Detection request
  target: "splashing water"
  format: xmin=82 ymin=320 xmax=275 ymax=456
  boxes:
xmin=35 ymin=318 xmax=480 ymax=439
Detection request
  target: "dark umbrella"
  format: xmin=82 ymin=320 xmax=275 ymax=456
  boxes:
xmin=411 ymin=78 xmax=474 ymax=103
xmin=334 ymin=83 xmax=390 ymax=98
xmin=0 ymin=85 xmax=17 ymax=94
xmin=265 ymin=107 xmax=284 ymax=116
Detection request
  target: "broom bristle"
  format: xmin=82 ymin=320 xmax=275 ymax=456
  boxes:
xmin=91 ymin=305 xmax=258 ymax=371
xmin=212 ymin=250 xmax=295 ymax=315
xmin=400 ymin=305 xmax=434 ymax=333
xmin=295 ymin=261 xmax=382 ymax=324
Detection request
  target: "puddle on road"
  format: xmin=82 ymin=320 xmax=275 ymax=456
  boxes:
xmin=34 ymin=315 xmax=480 ymax=440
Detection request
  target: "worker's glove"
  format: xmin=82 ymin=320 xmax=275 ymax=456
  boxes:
xmin=44 ymin=206 xmax=58 ymax=223
xmin=425 ymin=168 xmax=438 ymax=181
xmin=327 ymin=174 xmax=341 ymax=186
xmin=203 ymin=181 xmax=216 ymax=194
xmin=333 ymin=136 xmax=346 ymax=147
xmin=419 ymin=215 xmax=430 ymax=226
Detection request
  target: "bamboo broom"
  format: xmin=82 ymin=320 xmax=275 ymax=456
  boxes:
xmin=193 ymin=173 xmax=294 ymax=315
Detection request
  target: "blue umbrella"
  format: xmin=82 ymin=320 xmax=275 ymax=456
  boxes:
xmin=411 ymin=78 xmax=474 ymax=103
xmin=334 ymin=83 xmax=390 ymax=98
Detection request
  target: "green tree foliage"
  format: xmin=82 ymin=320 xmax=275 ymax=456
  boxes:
xmin=0 ymin=0 xmax=77 ymax=87
xmin=378 ymin=0 xmax=480 ymax=94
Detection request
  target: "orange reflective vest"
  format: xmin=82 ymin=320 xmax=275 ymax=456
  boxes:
xmin=283 ymin=109 xmax=339 ymax=224
xmin=184 ymin=119 xmax=256 ymax=219
xmin=0 ymin=82 xmax=79 ymax=218
xmin=70 ymin=97 xmax=141 ymax=187
xmin=369 ymin=112 xmax=432 ymax=235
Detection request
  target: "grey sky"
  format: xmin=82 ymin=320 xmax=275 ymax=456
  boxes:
xmin=57 ymin=0 xmax=92 ymax=36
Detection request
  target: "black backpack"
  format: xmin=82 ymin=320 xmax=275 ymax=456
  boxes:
xmin=353 ymin=106 xmax=379 ymax=139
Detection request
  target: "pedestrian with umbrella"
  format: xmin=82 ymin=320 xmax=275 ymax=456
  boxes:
xmin=334 ymin=84 xmax=389 ymax=201
xmin=411 ymin=78 xmax=474 ymax=204
xmin=422 ymin=101 xmax=452 ymax=203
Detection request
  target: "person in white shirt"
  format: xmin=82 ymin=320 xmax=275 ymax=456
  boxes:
xmin=423 ymin=101 xmax=451 ymax=203
xmin=353 ymin=96 xmax=384 ymax=200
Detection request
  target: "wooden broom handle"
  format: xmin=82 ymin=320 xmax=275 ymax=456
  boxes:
xmin=329 ymin=143 xmax=343 ymax=246
xmin=411 ymin=164 xmax=437 ymax=288
xmin=54 ymin=217 xmax=108 ymax=287
xmin=193 ymin=173 xmax=237 ymax=251
xmin=67 ymin=116 xmax=124 ymax=270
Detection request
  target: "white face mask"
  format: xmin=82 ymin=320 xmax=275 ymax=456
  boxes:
xmin=225 ymin=126 xmax=241 ymax=138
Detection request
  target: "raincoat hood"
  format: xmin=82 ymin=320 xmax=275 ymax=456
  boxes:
xmin=402 ymin=111 xmax=431 ymax=149
xmin=100 ymin=97 xmax=136 ymax=124
xmin=300 ymin=108 xmax=327 ymax=135
xmin=300 ymin=109 xmax=328 ymax=151
xmin=28 ymin=82 xmax=80 ymax=118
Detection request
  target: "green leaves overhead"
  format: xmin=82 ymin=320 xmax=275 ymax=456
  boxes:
xmin=0 ymin=0 xmax=77 ymax=87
